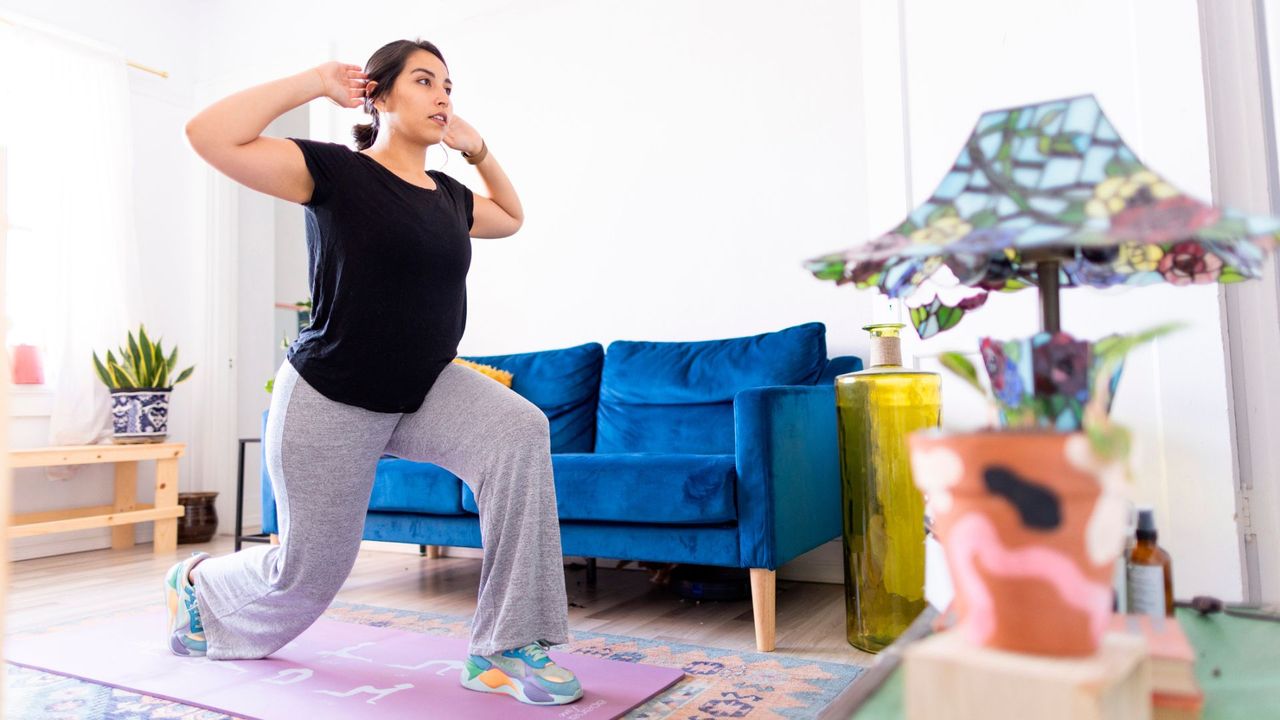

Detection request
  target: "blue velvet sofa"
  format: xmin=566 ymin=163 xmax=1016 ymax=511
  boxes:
xmin=261 ymin=322 xmax=862 ymax=651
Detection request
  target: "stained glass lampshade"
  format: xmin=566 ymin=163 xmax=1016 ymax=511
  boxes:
xmin=806 ymin=94 xmax=1279 ymax=338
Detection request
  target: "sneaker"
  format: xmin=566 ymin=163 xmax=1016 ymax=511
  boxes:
xmin=164 ymin=551 xmax=210 ymax=657
xmin=460 ymin=640 xmax=583 ymax=705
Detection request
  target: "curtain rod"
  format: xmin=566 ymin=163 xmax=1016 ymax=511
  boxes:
xmin=0 ymin=15 xmax=169 ymax=79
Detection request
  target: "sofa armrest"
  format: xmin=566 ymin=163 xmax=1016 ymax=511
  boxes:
xmin=734 ymin=384 xmax=841 ymax=570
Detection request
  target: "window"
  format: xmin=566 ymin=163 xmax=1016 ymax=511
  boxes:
xmin=5 ymin=159 xmax=59 ymax=387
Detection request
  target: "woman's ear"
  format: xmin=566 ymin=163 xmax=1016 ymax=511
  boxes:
xmin=365 ymin=80 xmax=380 ymax=110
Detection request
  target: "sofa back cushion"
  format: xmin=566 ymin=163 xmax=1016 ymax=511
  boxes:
xmin=595 ymin=322 xmax=828 ymax=454
xmin=463 ymin=342 xmax=604 ymax=453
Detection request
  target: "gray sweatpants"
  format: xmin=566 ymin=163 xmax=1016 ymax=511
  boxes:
xmin=192 ymin=359 xmax=570 ymax=659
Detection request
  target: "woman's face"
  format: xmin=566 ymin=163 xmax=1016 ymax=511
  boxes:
xmin=373 ymin=49 xmax=453 ymax=145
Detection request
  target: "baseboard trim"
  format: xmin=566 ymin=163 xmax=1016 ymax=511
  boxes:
xmin=8 ymin=526 xmax=152 ymax=561
xmin=357 ymin=539 xmax=844 ymax=584
xmin=778 ymin=539 xmax=843 ymax=584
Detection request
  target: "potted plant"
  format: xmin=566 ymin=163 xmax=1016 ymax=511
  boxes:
xmin=265 ymin=298 xmax=311 ymax=394
xmin=905 ymin=326 xmax=1173 ymax=656
xmin=92 ymin=324 xmax=195 ymax=444
xmin=805 ymin=94 xmax=1278 ymax=656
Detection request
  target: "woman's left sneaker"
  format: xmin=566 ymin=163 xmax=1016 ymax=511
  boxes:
xmin=460 ymin=640 xmax=583 ymax=705
xmin=164 ymin=551 xmax=210 ymax=657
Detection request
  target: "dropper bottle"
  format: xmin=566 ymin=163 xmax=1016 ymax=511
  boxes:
xmin=1126 ymin=508 xmax=1174 ymax=617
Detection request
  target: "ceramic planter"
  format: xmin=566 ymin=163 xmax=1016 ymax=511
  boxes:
xmin=110 ymin=388 xmax=172 ymax=444
xmin=908 ymin=430 xmax=1128 ymax=656
xmin=178 ymin=491 xmax=219 ymax=544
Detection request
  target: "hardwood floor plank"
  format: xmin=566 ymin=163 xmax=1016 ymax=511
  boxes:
xmin=5 ymin=536 xmax=872 ymax=667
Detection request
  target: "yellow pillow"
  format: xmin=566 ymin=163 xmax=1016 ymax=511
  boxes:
xmin=452 ymin=358 xmax=514 ymax=388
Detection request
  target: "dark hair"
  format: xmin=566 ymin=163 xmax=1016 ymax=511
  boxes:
xmin=352 ymin=39 xmax=448 ymax=150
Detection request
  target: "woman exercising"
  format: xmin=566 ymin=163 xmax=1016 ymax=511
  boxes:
xmin=170 ymin=38 xmax=581 ymax=706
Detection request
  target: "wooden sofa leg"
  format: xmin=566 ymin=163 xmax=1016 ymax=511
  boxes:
xmin=425 ymin=545 xmax=444 ymax=559
xmin=269 ymin=534 xmax=280 ymax=545
xmin=750 ymin=568 xmax=777 ymax=652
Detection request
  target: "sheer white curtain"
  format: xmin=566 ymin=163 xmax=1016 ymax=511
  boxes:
xmin=0 ymin=16 xmax=144 ymax=478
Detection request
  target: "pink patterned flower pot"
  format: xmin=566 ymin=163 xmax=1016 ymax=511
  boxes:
xmin=908 ymin=430 xmax=1128 ymax=656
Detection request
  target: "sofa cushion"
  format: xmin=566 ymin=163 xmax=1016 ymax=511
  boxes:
xmin=462 ymin=453 xmax=738 ymax=525
xmin=594 ymin=322 xmax=828 ymax=454
xmin=819 ymin=355 xmax=865 ymax=384
xmin=369 ymin=458 xmax=466 ymax=515
xmin=463 ymin=342 xmax=604 ymax=453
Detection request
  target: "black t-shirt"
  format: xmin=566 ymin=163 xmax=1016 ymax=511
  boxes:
xmin=284 ymin=138 xmax=474 ymax=413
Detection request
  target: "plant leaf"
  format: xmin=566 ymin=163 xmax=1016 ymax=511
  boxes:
xmin=174 ymin=366 xmax=195 ymax=385
xmin=1082 ymin=322 xmax=1185 ymax=465
xmin=1093 ymin=322 xmax=1183 ymax=368
xmin=138 ymin=326 xmax=156 ymax=386
xmin=939 ymin=352 xmax=986 ymax=396
xmin=1086 ymin=420 xmax=1131 ymax=462
xmin=127 ymin=331 xmax=142 ymax=376
xmin=92 ymin=351 xmax=113 ymax=387
xmin=153 ymin=341 xmax=166 ymax=386
xmin=109 ymin=358 xmax=139 ymax=388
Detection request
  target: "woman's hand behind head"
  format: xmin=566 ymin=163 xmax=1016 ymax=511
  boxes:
xmin=314 ymin=62 xmax=369 ymax=109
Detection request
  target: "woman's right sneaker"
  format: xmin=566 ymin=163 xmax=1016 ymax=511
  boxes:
xmin=460 ymin=640 xmax=583 ymax=705
xmin=164 ymin=551 xmax=210 ymax=656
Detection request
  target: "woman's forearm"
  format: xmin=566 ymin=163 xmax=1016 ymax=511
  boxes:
xmin=186 ymin=68 xmax=325 ymax=149
xmin=473 ymin=150 xmax=524 ymax=224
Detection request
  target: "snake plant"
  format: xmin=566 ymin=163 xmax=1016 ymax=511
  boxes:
xmin=92 ymin=323 xmax=195 ymax=390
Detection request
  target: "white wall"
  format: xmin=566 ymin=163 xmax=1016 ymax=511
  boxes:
xmin=277 ymin=0 xmax=878 ymax=358
xmin=892 ymin=0 xmax=1241 ymax=600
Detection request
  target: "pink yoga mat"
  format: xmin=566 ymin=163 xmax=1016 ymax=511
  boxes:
xmin=6 ymin=610 xmax=684 ymax=719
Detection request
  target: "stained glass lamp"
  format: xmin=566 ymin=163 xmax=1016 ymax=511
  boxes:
xmin=806 ymin=94 xmax=1279 ymax=338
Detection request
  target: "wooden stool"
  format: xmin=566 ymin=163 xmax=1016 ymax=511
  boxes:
xmin=8 ymin=443 xmax=187 ymax=554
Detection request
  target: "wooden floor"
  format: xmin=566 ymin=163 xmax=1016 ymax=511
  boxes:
xmin=4 ymin=536 xmax=876 ymax=667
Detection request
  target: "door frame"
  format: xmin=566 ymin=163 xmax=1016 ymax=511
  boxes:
xmin=1198 ymin=0 xmax=1280 ymax=604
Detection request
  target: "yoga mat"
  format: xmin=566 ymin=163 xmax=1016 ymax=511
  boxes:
xmin=6 ymin=610 xmax=684 ymax=719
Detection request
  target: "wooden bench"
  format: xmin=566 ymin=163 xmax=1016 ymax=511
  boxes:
xmin=8 ymin=443 xmax=186 ymax=554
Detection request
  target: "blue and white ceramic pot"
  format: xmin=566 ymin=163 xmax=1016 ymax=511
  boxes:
xmin=109 ymin=388 xmax=172 ymax=444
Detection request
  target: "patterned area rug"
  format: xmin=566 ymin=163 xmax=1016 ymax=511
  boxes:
xmin=6 ymin=600 xmax=865 ymax=719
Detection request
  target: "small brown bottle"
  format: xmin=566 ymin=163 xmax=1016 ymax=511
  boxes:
xmin=1126 ymin=508 xmax=1174 ymax=617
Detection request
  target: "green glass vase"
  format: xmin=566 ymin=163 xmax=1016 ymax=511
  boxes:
xmin=837 ymin=323 xmax=940 ymax=653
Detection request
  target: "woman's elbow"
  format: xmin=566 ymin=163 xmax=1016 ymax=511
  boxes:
xmin=491 ymin=213 xmax=523 ymax=238
xmin=184 ymin=117 xmax=211 ymax=155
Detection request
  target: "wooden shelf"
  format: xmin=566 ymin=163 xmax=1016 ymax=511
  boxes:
xmin=7 ymin=443 xmax=186 ymax=553
xmin=9 ymin=504 xmax=185 ymax=538
xmin=10 ymin=442 xmax=184 ymax=468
